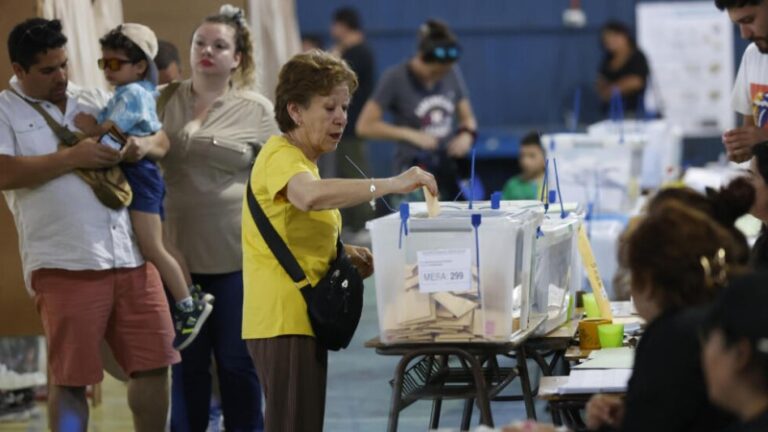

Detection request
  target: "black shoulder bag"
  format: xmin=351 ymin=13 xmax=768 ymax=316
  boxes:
xmin=245 ymin=180 xmax=364 ymax=351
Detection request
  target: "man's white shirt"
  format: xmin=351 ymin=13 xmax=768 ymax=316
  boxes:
xmin=0 ymin=77 xmax=143 ymax=294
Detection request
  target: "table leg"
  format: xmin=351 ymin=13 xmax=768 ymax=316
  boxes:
xmin=381 ymin=346 xmax=509 ymax=431
xmin=459 ymin=350 xmax=493 ymax=427
xmin=387 ymin=354 xmax=412 ymax=432
xmin=461 ymin=398 xmax=474 ymax=430
xmin=516 ymin=346 xmax=537 ymax=420
xmin=429 ymin=354 xmax=449 ymax=429
xmin=549 ymin=349 xmax=567 ymax=375
xmin=562 ymin=351 xmax=571 ymax=375
xmin=565 ymin=407 xmax=586 ymax=431
xmin=550 ymin=401 xmax=563 ymax=426
xmin=429 ymin=398 xmax=443 ymax=430
xmin=530 ymin=350 xmax=553 ymax=376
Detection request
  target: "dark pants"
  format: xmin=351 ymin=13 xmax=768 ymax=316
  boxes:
xmin=247 ymin=336 xmax=328 ymax=432
xmin=171 ymin=271 xmax=263 ymax=432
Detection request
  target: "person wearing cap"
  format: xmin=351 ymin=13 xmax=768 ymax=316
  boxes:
xmin=75 ymin=23 xmax=213 ymax=351
xmin=701 ymin=272 xmax=768 ymax=432
xmin=356 ymin=19 xmax=477 ymax=202
xmin=0 ymin=18 xmax=178 ymax=430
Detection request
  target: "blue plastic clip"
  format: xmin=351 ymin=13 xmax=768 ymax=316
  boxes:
xmin=398 ymin=203 xmax=410 ymax=249
xmin=471 ymin=213 xmax=482 ymax=297
xmin=490 ymin=191 xmax=501 ymax=209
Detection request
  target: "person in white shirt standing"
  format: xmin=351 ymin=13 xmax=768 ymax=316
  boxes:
xmin=0 ymin=18 xmax=179 ymax=432
xmin=718 ymin=0 xmax=768 ymax=162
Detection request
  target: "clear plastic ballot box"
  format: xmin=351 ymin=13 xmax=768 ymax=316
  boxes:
xmin=541 ymin=133 xmax=644 ymax=215
xmin=531 ymin=212 xmax=583 ymax=336
xmin=367 ymin=201 xmax=543 ymax=344
xmin=587 ymin=119 xmax=683 ymax=190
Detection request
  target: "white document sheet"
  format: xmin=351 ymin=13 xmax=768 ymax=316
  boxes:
xmin=558 ymin=369 xmax=633 ymax=394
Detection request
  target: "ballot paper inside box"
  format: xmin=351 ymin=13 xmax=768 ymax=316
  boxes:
xmin=531 ymin=214 xmax=582 ymax=336
xmin=368 ymin=204 xmax=543 ymax=344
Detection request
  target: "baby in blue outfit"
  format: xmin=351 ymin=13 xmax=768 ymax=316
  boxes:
xmin=75 ymin=23 xmax=212 ymax=351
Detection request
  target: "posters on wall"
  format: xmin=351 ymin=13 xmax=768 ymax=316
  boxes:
xmin=637 ymin=2 xmax=735 ymax=137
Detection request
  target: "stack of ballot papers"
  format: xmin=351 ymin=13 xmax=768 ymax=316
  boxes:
xmin=380 ymin=264 xmax=508 ymax=343
xmin=557 ymin=369 xmax=633 ymax=394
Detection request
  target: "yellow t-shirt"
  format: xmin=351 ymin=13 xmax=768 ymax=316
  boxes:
xmin=242 ymin=135 xmax=341 ymax=339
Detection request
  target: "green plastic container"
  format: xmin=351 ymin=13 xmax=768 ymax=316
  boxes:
xmin=598 ymin=323 xmax=625 ymax=348
xmin=583 ymin=293 xmax=600 ymax=318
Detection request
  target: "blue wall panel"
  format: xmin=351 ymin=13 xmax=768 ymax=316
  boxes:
xmin=296 ymin=0 xmax=749 ymax=175
xmin=296 ymin=0 xmax=745 ymax=128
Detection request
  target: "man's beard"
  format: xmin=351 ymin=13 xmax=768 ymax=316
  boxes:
xmin=752 ymin=37 xmax=768 ymax=53
xmin=48 ymin=82 xmax=67 ymax=103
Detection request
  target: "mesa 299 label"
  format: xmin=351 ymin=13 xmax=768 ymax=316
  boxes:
xmin=416 ymin=248 xmax=472 ymax=293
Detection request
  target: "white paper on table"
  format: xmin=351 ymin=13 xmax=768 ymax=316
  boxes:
xmin=417 ymin=248 xmax=472 ymax=293
xmin=611 ymin=301 xmax=637 ymax=317
xmin=558 ymin=369 xmax=633 ymax=394
xmin=574 ymin=347 xmax=635 ymax=370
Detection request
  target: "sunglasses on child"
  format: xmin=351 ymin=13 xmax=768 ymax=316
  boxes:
xmin=97 ymin=58 xmax=135 ymax=71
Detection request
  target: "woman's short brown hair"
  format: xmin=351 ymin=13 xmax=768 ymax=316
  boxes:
xmin=624 ymin=201 xmax=747 ymax=311
xmin=274 ymin=50 xmax=359 ymax=133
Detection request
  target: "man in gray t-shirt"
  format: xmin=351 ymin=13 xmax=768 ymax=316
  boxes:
xmin=356 ymin=20 xmax=477 ymax=200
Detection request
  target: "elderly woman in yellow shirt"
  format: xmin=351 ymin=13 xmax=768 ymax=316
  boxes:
xmin=242 ymin=50 xmax=437 ymax=432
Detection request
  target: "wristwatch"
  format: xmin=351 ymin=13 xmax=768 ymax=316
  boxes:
xmin=456 ymin=126 xmax=478 ymax=144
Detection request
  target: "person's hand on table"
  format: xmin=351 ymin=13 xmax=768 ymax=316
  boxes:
xmin=722 ymin=126 xmax=768 ymax=163
xmin=585 ymin=394 xmax=625 ymax=430
xmin=446 ymin=131 xmax=473 ymax=158
xmin=344 ymin=244 xmax=373 ymax=279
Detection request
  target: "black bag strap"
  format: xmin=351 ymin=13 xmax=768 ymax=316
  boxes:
xmin=246 ymin=179 xmax=312 ymax=289
xmin=9 ymin=89 xmax=80 ymax=146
